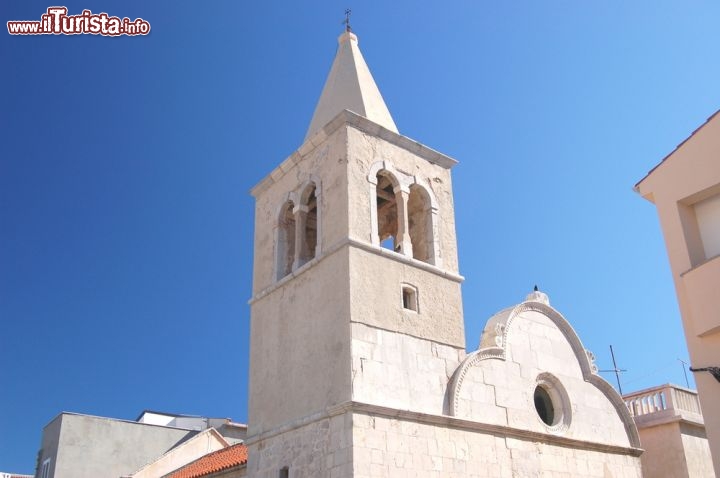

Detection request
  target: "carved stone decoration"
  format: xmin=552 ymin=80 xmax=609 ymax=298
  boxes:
xmin=494 ymin=323 xmax=505 ymax=347
xmin=586 ymin=349 xmax=599 ymax=374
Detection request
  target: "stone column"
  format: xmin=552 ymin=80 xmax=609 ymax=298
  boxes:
xmin=293 ymin=205 xmax=309 ymax=270
xmin=395 ymin=186 xmax=413 ymax=257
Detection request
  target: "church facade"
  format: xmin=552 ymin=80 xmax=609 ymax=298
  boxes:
xmin=245 ymin=29 xmax=643 ymax=478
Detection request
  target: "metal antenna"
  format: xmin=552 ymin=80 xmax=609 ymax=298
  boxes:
xmin=599 ymin=345 xmax=627 ymax=395
xmin=678 ymin=358 xmax=690 ymax=388
xmin=343 ymin=9 xmax=352 ymax=32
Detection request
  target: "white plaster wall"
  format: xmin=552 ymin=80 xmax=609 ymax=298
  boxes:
xmin=351 ymin=323 xmax=464 ymax=414
xmin=51 ymin=414 xmax=197 ymax=478
xmin=137 ymin=412 xmax=175 ymax=426
xmin=352 ymin=413 xmax=641 ymax=478
xmin=246 ymin=412 xmax=353 ymax=478
xmin=637 ymin=422 xmax=687 ymax=478
xmin=348 ymin=247 xmax=465 ymax=348
xmin=172 ymin=416 xmax=210 ymax=431
xmin=455 ymin=309 xmax=633 ymax=447
xmin=680 ymin=422 xmax=715 ymax=478
xmin=345 ymin=126 xmax=460 ymax=274
xmin=131 ymin=429 xmax=227 ymax=478
xmin=248 ymin=249 xmax=352 ymax=435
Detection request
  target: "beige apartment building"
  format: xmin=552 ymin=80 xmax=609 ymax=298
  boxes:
xmin=624 ymin=384 xmax=713 ymax=477
xmin=635 ymin=110 xmax=720 ymax=475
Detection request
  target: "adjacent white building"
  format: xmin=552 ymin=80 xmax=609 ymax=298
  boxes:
xmin=34 ymin=411 xmax=245 ymax=478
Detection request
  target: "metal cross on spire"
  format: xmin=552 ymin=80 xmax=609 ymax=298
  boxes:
xmin=343 ymin=9 xmax=352 ymax=32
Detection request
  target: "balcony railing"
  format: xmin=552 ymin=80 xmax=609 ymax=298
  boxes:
xmin=623 ymin=384 xmax=703 ymax=423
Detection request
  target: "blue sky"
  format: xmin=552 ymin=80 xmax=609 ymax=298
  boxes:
xmin=2 ymin=1 xmax=719 ymax=473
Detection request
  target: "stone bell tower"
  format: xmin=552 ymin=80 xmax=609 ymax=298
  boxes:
xmin=245 ymin=29 xmax=465 ymax=477
xmin=244 ymin=26 xmax=643 ymax=478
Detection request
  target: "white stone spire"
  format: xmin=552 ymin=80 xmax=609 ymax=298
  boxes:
xmin=305 ymin=31 xmax=398 ymax=141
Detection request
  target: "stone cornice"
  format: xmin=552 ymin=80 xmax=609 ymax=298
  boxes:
xmin=245 ymin=401 xmax=644 ymax=457
xmin=250 ymin=110 xmax=458 ymax=197
xmin=244 ymin=407 xmax=336 ymax=447
xmin=632 ymin=409 xmax=705 ymax=429
xmin=249 ymin=237 xmax=463 ymax=305
xmin=346 ymin=238 xmax=463 ymax=282
xmin=347 ymin=401 xmax=644 ymax=457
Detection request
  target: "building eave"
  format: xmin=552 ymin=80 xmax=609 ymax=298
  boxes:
xmin=634 ymin=109 xmax=720 ymax=193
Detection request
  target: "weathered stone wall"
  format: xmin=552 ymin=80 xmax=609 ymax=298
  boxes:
xmin=248 ymin=248 xmax=352 ymax=435
xmin=680 ymin=422 xmax=714 ymax=478
xmin=352 ymin=412 xmax=641 ymax=478
xmin=348 ymin=247 xmax=465 ymax=349
xmin=245 ymin=411 xmax=353 ymax=478
xmin=351 ymin=322 xmax=464 ymax=414
xmin=249 ymin=122 xmax=354 ymax=436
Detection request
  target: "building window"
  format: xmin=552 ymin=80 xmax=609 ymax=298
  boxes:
xmin=408 ymin=184 xmax=434 ymax=264
xmin=533 ymin=373 xmax=571 ymax=431
xmin=277 ymin=200 xmax=296 ymax=280
xmin=376 ymin=171 xmax=400 ymax=252
xmin=274 ymin=181 xmax=322 ymax=281
xmin=40 ymin=458 xmax=51 ymax=478
xmin=401 ymin=284 xmax=418 ymax=312
xmin=534 ymin=386 xmax=555 ymax=425
xmin=279 ymin=466 xmax=289 ymax=478
xmin=694 ymin=192 xmax=720 ymax=261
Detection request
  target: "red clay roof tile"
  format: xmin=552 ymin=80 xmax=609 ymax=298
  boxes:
xmin=164 ymin=443 xmax=248 ymax=478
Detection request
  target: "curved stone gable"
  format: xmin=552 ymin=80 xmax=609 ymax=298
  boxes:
xmin=448 ymin=293 xmax=641 ymax=449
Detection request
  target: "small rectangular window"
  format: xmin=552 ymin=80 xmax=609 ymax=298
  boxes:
xmin=279 ymin=466 xmax=289 ymax=478
xmin=695 ymin=192 xmax=720 ymax=260
xmin=402 ymin=285 xmax=418 ymax=312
